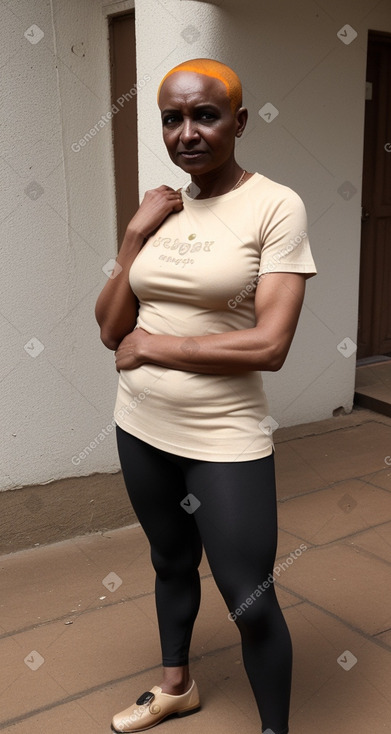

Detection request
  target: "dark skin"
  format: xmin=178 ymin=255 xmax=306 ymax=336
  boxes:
xmin=159 ymin=70 xmax=249 ymax=197
xmin=95 ymin=71 xmax=306 ymax=694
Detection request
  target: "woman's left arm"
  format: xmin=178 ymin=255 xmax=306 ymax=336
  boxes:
xmin=114 ymin=272 xmax=306 ymax=374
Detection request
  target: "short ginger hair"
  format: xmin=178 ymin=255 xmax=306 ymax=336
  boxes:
xmin=157 ymin=58 xmax=242 ymax=113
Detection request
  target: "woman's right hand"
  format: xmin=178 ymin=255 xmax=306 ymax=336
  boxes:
xmin=95 ymin=185 xmax=183 ymax=350
xmin=127 ymin=185 xmax=183 ymax=240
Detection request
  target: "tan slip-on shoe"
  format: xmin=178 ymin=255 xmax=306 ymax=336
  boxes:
xmin=111 ymin=679 xmax=200 ymax=732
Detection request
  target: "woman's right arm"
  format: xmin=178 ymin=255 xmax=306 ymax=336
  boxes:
xmin=95 ymin=186 xmax=183 ymax=350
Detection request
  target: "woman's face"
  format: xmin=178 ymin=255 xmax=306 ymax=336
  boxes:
xmin=158 ymin=71 xmax=246 ymax=175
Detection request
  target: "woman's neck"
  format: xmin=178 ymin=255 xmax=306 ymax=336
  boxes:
xmin=189 ymin=162 xmax=248 ymax=199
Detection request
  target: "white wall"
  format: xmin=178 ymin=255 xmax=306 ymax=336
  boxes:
xmin=1 ymin=0 xmax=132 ymax=489
xmin=1 ymin=0 xmax=391 ymax=491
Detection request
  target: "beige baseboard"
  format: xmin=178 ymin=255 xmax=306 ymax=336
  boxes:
xmin=0 ymin=472 xmax=137 ymax=555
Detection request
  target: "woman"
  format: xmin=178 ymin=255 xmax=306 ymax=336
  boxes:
xmin=95 ymin=58 xmax=316 ymax=734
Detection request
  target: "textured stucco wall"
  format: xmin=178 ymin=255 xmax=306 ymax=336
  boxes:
xmin=1 ymin=0 xmax=133 ymax=489
xmin=1 ymin=0 xmax=391 ymax=491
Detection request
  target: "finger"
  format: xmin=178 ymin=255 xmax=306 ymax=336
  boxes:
xmin=166 ymin=187 xmax=183 ymax=198
xmin=158 ymin=185 xmax=175 ymax=193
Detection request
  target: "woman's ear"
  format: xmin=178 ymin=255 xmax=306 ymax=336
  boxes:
xmin=235 ymin=107 xmax=248 ymax=138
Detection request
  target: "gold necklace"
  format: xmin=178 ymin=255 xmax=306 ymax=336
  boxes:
xmin=186 ymin=170 xmax=247 ymax=198
xmin=230 ymin=169 xmax=247 ymax=191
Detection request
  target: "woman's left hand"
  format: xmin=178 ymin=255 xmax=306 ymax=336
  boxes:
xmin=114 ymin=328 xmax=150 ymax=372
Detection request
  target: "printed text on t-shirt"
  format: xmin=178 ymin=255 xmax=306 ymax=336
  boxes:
xmin=152 ymin=235 xmax=214 ymax=269
xmin=152 ymin=235 xmax=214 ymax=254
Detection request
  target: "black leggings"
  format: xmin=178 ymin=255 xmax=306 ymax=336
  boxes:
xmin=116 ymin=426 xmax=292 ymax=734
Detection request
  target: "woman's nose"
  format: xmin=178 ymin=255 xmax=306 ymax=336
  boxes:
xmin=179 ymin=118 xmax=200 ymax=144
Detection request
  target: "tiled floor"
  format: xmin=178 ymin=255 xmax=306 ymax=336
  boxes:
xmin=1 ymin=407 xmax=391 ymax=733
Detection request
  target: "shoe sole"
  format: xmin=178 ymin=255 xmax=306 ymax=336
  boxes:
xmin=111 ymin=704 xmax=201 ymax=733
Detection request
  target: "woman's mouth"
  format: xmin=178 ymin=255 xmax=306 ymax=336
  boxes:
xmin=179 ymin=151 xmax=206 ymax=159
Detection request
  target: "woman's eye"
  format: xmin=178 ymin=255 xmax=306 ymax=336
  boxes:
xmin=163 ymin=115 xmax=179 ymax=125
xmin=162 ymin=111 xmax=217 ymax=125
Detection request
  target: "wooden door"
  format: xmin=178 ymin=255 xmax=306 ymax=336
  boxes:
xmin=357 ymin=31 xmax=391 ymax=359
xmin=109 ymin=12 xmax=139 ymax=248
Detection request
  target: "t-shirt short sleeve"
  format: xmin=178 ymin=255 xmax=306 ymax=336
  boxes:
xmin=258 ymin=190 xmax=317 ymax=278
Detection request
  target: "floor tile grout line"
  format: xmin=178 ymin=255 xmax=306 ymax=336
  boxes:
xmin=289 ymin=668 xmax=347 ymax=722
xmin=0 ymin=573 xmax=215 ymax=642
xmin=361 ymin=476 xmax=391 ymax=495
xmin=276 ymin=519 xmax=391 ymax=561
xmin=346 ymin=539 xmax=391 ymax=571
xmin=274 ymin=416 xmax=390 ymax=444
xmin=0 ymin=524 xmax=142 ymax=562
xmin=373 ymin=625 xmax=391 ymax=637
xmin=276 ymin=584 xmax=391 ymax=653
xmin=277 ymin=473 xmax=391 ymax=504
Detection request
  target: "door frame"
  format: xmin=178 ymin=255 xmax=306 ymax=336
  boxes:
xmin=357 ymin=29 xmax=391 ymax=360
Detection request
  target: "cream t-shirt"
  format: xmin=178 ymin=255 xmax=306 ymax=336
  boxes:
xmin=114 ymin=173 xmax=317 ymax=461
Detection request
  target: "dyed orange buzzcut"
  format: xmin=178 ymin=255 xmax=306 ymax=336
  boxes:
xmin=157 ymin=58 xmax=242 ymax=113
